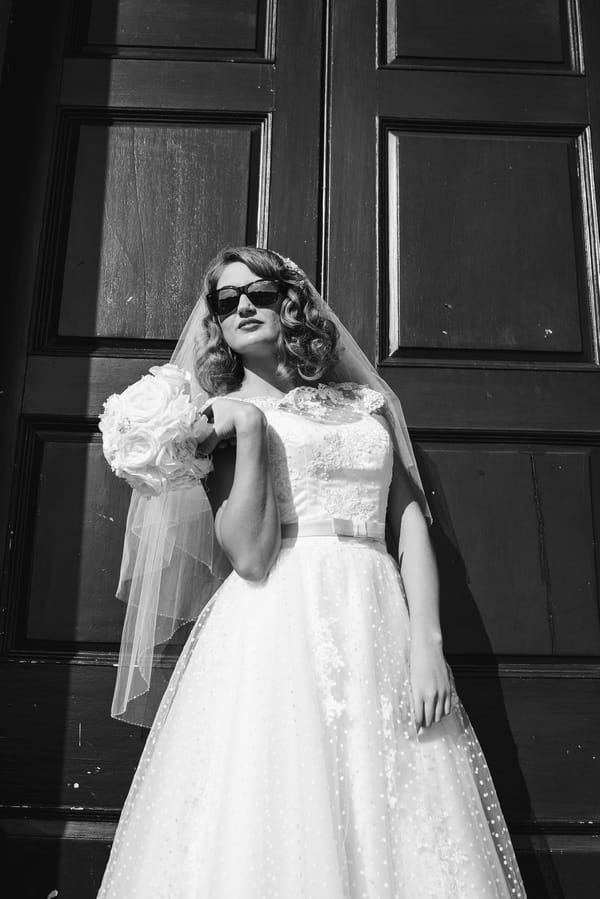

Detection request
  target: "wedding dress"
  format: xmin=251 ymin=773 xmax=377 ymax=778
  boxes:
xmin=98 ymin=382 xmax=526 ymax=898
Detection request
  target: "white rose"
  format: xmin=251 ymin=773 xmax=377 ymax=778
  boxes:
xmin=114 ymin=429 xmax=160 ymax=470
xmin=99 ymin=394 xmax=124 ymax=455
xmin=165 ymin=392 xmax=196 ymax=430
xmin=149 ymin=363 xmax=190 ymax=392
xmin=102 ymin=442 xmax=119 ymax=467
xmin=119 ymin=375 xmax=173 ymax=424
xmin=98 ymin=393 xmax=123 ymax=431
xmin=148 ymin=396 xmax=195 ymax=446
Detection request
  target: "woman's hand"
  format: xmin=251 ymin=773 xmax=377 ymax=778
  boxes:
xmin=409 ymin=633 xmax=452 ymax=730
xmin=197 ymin=397 xmax=265 ymax=455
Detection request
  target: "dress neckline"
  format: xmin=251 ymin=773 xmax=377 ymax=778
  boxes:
xmin=226 ymin=382 xmax=341 ymax=404
xmin=223 ymin=382 xmax=386 ymax=419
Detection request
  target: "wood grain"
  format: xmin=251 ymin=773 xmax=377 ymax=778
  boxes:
xmin=58 ymin=121 xmax=261 ymax=340
xmin=85 ymin=0 xmax=262 ymax=53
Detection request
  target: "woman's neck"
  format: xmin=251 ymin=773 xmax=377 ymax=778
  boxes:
xmin=235 ymin=358 xmax=297 ymax=398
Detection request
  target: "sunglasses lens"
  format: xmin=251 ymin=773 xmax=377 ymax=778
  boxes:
xmin=214 ymin=289 xmax=239 ymax=317
xmin=209 ymin=280 xmax=282 ymax=318
xmin=246 ymin=281 xmax=281 ymax=305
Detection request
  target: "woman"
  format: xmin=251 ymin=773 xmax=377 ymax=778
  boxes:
xmin=98 ymin=247 xmax=526 ymax=897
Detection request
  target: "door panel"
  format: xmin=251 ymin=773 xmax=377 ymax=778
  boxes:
xmin=385 ymin=0 xmax=573 ymax=71
xmin=426 ymin=441 xmax=600 ymax=655
xmin=52 ymin=116 xmax=267 ymax=343
xmin=386 ymin=129 xmax=587 ymax=356
xmin=81 ymin=0 xmax=267 ymax=56
xmin=59 ymin=121 xmax=265 ymax=341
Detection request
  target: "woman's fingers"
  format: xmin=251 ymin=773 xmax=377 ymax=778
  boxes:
xmin=434 ymin=695 xmax=445 ymax=723
xmin=414 ymin=690 xmax=452 ymax=730
xmin=414 ymin=692 xmax=435 ymax=728
xmin=423 ymin=696 xmax=436 ymax=728
xmin=196 ymin=431 xmax=217 ymax=455
xmin=413 ymin=698 xmax=424 ymax=730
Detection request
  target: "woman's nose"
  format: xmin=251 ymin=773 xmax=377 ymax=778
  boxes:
xmin=237 ymin=291 xmax=256 ymax=314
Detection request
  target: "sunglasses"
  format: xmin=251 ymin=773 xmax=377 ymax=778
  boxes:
xmin=206 ymin=279 xmax=283 ymax=320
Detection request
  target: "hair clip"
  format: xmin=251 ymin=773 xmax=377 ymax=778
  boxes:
xmin=278 ymin=253 xmax=302 ymax=275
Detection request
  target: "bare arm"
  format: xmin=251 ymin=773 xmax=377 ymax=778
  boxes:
xmin=202 ymin=399 xmax=281 ymax=581
xmin=387 ymin=454 xmax=452 ymax=729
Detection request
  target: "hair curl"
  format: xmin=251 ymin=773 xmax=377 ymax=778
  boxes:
xmin=194 ymin=246 xmax=339 ymax=396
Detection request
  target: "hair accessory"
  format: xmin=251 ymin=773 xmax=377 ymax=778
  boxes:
xmin=281 ymin=255 xmax=301 ymax=273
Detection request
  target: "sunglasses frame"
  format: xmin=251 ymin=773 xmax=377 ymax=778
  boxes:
xmin=206 ymin=279 xmax=284 ymax=319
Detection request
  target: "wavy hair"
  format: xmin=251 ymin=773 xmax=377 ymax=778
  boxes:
xmin=194 ymin=246 xmax=339 ymax=395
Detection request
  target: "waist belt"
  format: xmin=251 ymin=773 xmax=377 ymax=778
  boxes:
xmin=280 ymin=518 xmax=386 ymax=543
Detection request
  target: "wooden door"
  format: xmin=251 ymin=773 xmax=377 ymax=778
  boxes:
xmin=2 ymin=0 xmax=600 ymax=896
xmin=327 ymin=1 xmax=600 ymax=896
xmin=0 ymin=0 xmax=323 ymax=895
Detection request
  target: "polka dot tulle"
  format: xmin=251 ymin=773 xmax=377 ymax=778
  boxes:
xmin=98 ymin=384 xmax=526 ymax=897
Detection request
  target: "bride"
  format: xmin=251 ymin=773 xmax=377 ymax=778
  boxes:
xmin=97 ymin=246 xmax=526 ymax=897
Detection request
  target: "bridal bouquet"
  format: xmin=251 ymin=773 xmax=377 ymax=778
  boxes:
xmin=99 ymin=363 xmax=214 ymax=497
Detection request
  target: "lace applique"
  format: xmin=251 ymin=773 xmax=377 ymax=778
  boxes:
xmin=380 ymin=694 xmax=398 ymax=810
xmin=238 ymin=383 xmax=393 ymax=524
xmin=305 ymin=422 xmax=391 ymax=519
xmin=329 ymin=382 xmax=386 ymax=415
xmin=277 ymin=382 xmax=386 ymax=423
xmin=310 ymin=614 xmax=346 ymax=724
xmin=317 ymin=483 xmax=377 ymax=520
xmin=412 ymin=803 xmax=470 ymax=893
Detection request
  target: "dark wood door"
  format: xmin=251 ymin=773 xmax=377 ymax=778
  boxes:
xmin=327 ymin=1 xmax=600 ymax=896
xmin=0 ymin=1 xmax=324 ymax=895
xmin=2 ymin=0 xmax=600 ymax=896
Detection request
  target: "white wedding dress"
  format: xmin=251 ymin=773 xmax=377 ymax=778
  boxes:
xmin=98 ymin=383 xmax=526 ymax=898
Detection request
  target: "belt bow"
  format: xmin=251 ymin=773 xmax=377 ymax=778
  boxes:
xmin=280 ymin=517 xmax=385 ymax=542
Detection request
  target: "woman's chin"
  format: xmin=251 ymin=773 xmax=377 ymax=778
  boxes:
xmin=230 ymin=331 xmax=279 ymax=356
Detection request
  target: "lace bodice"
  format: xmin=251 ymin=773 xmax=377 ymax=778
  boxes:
xmin=240 ymin=382 xmax=393 ymax=526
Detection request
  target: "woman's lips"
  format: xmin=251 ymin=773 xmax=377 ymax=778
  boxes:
xmin=238 ymin=319 xmax=262 ymax=329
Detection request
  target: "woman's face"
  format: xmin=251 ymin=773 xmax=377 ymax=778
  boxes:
xmin=215 ymin=261 xmax=283 ymax=358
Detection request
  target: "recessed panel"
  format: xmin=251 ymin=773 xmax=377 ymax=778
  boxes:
xmin=386 ymin=130 xmax=585 ymax=357
xmin=82 ymin=0 xmax=265 ymax=54
xmin=421 ymin=442 xmax=600 ymax=655
xmin=384 ymin=0 xmax=567 ymax=68
xmin=2 ymin=662 xmax=599 ymax=826
xmin=56 ymin=119 xmax=264 ymax=342
xmin=455 ymin=674 xmax=600 ymax=823
xmin=23 ymin=429 xmax=131 ymax=644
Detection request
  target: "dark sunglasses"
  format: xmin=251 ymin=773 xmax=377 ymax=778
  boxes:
xmin=206 ymin=279 xmax=283 ymax=319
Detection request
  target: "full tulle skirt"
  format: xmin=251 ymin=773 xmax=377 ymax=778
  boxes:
xmin=98 ymin=537 xmax=526 ymax=898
